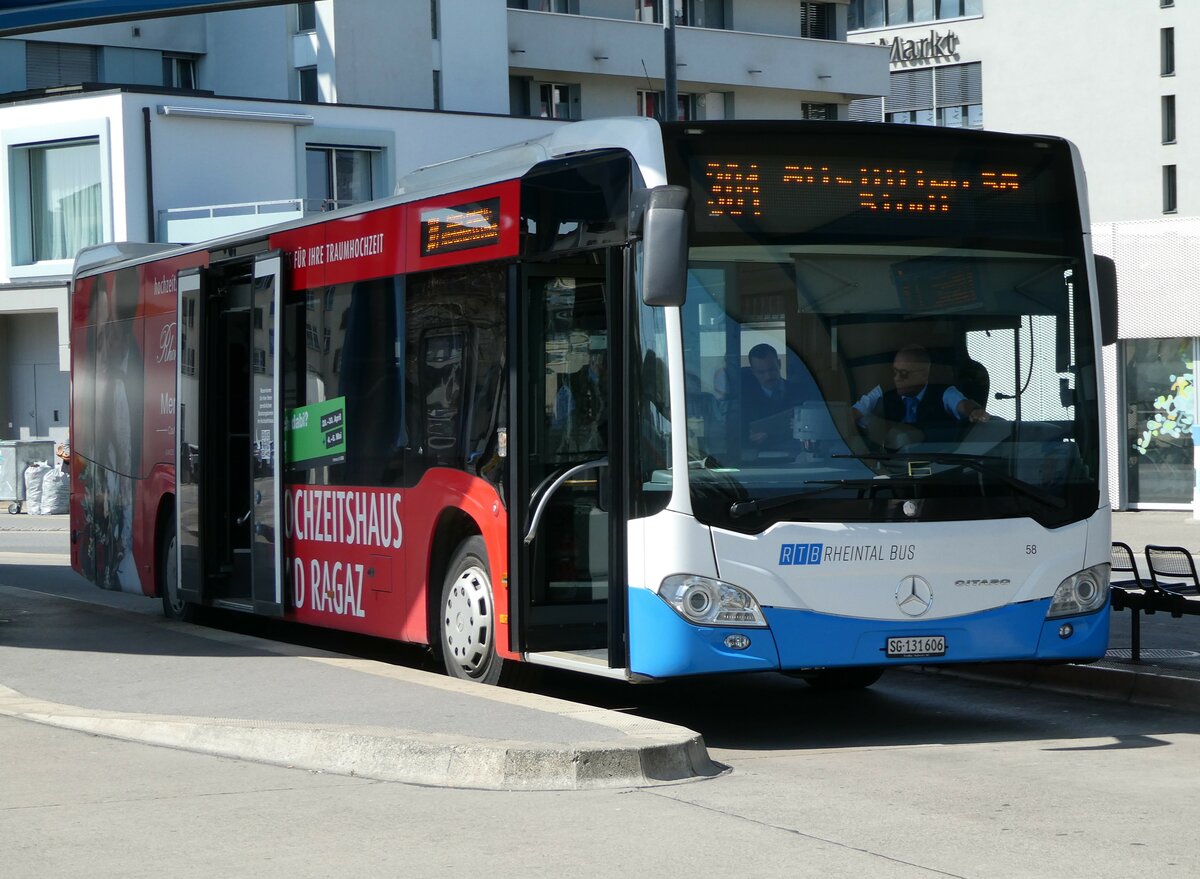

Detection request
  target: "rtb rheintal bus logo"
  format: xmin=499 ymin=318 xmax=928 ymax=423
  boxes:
xmin=779 ymin=543 xmax=824 ymax=566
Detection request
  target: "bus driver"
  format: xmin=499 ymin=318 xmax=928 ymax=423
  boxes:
xmin=852 ymin=344 xmax=990 ymax=449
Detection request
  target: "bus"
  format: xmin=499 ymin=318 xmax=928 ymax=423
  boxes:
xmin=70 ymin=118 xmax=1117 ymax=688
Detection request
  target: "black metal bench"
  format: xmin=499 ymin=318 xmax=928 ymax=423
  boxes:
xmin=1109 ymin=542 xmax=1200 ymax=662
xmin=1109 ymin=542 xmax=1152 ymax=661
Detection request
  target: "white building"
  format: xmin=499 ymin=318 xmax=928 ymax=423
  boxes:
xmin=0 ymin=0 xmax=889 ymax=444
xmin=847 ymin=0 xmax=1200 ymax=511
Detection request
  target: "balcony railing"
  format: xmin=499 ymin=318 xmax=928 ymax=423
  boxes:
xmin=158 ymin=198 xmax=305 ymax=243
xmin=159 ymin=197 xmax=374 ymax=243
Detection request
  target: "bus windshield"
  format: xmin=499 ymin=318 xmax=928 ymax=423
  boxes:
xmin=664 ymin=123 xmax=1101 ymax=531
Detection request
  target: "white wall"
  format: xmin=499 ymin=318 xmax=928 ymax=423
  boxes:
xmin=204 ymin=6 xmax=293 ymax=99
xmin=18 ymin=13 xmax=208 ymax=53
xmin=325 ymin=0 xmax=435 ymax=108
xmin=439 ymin=0 xmax=511 ymax=113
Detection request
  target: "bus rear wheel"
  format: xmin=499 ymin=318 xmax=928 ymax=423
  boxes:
xmin=439 ymin=536 xmax=511 ymax=685
xmin=159 ymin=512 xmax=199 ymax=622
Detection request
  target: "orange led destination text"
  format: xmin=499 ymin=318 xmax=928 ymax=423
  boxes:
xmin=704 ymin=161 xmax=1022 ymax=216
xmin=423 ymin=206 xmax=501 ymax=252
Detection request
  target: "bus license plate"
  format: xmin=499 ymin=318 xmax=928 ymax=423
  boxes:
xmin=886 ymin=636 xmax=946 ymax=658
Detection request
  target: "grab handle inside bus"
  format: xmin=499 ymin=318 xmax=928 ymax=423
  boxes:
xmin=1094 ymin=254 xmax=1118 ymax=346
xmin=524 ymin=458 xmax=609 ymax=545
xmin=639 ymin=185 xmax=689 ymax=308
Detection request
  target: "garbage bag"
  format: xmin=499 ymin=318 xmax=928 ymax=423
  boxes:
xmin=40 ymin=465 xmax=70 ymax=515
xmin=23 ymin=461 xmax=51 ymax=515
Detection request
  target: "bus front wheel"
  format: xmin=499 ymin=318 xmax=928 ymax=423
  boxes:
xmin=438 ymin=536 xmax=512 ymax=685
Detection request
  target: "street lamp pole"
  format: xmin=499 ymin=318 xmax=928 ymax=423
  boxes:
xmin=664 ymin=0 xmax=678 ymax=121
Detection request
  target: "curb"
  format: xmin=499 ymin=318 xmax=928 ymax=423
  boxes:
xmin=922 ymin=661 xmax=1200 ymax=711
xmin=0 ymin=684 xmax=719 ymax=790
xmin=0 ymin=592 xmax=724 ymax=792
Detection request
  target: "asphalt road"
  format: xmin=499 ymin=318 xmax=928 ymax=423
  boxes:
xmin=3 ymin=534 xmax=1200 ymax=876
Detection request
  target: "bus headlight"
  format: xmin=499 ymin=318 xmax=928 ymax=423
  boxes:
xmin=1046 ymin=564 xmax=1110 ymax=619
xmin=657 ymin=575 xmax=768 ymax=627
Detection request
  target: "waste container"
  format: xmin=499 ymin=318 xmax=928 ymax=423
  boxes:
xmin=0 ymin=440 xmax=57 ymax=513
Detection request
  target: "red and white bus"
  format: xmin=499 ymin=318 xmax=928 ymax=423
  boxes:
xmin=71 ymin=118 xmax=1117 ymax=687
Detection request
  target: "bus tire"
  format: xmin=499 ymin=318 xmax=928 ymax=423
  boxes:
xmin=438 ymin=536 xmax=513 ymax=685
xmin=801 ymin=667 xmax=884 ymax=690
xmin=159 ymin=511 xmax=199 ymax=623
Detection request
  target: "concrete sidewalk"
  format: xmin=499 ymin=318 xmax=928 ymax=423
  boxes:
xmin=0 ymin=583 xmax=718 ymax=791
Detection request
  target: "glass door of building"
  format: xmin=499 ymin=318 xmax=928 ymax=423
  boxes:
xmin=1124 ymin=336 xmax=1197 ymax=508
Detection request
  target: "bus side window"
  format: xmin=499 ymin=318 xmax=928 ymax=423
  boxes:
xmin=419 ymin=329 xmax=468 ymax=466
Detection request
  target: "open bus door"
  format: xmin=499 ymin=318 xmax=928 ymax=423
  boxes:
xmin=510 ymin=255 xmax=629 ymax=679
xmin=176 ymin=253 xmax=286 ymax=616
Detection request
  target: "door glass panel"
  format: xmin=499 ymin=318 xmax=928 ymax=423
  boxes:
xmin=530 ymin=274 xmax=609 ymax=607
xmin=251 ymin=257 xmax=283 ymax=611
xmin=1126 ymin=337 xmax=1195 ymax=505
xmin=177 ymin=272 xmax=203 ymax=601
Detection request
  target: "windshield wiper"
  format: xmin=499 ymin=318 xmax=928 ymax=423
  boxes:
xmin=727 ymin=478 xmax=892 ymax=519
xmin=833 ymin=452 xmax=1066 ymax=510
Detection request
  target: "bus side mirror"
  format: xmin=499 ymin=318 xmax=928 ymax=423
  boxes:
xmin=638 ymin=185 xmax=689 ymax=307
xmin=1094 ymin=254 xmax=1118 ymax=346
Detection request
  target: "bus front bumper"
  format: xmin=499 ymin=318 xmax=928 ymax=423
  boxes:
xmin=628 ymin=588 xmax=1110 ymax=679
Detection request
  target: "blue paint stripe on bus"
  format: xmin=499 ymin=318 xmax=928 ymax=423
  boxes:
xmin=763 ymin=600 xmax=1110 ymax=668
xmin=627 ymin=587 xmax=781 ymax=678
xmin=628 ymin=587 xmax=1109 ymax=678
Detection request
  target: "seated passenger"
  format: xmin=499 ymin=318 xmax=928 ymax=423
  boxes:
xmin=852 ymin=344 xmax=989 ymax=449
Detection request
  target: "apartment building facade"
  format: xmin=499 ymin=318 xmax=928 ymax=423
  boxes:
xmin=0 ymin=0 xmax=888 ymax=444
xmin=848 ymin=1 xmax=1200 ymax=511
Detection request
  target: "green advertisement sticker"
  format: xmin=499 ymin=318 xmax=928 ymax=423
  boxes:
xmin=286 ymin=397 xmax=347 ymax=467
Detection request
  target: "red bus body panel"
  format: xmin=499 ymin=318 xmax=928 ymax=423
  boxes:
xmin=72 ymin=181 xmax=520 ymax=655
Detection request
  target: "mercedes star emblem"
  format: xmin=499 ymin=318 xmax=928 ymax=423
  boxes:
xmin=896 ymin=575 xmax=933 ymax=617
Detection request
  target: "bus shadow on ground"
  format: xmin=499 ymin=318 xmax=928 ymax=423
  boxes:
xmin=523 ymin=664 xmax=1200 ymax=752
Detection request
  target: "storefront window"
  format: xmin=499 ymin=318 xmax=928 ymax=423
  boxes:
xmin=1125 ymin=337 xmax=1196 ymax=506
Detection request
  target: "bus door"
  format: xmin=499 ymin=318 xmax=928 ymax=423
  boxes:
xmin=176 ymin=253 xmax=285 ymax=615
xmin=512 ymin=257 xmax=628 ymax=677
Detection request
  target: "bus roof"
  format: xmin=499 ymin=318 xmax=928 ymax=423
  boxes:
xmin=72 ymin=116 xmax=669 ymax=282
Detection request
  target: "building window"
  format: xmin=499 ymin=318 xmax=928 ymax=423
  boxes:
xmin=1162 ymin=27 xmax=1175 ymax=75
xmin=1163 ymin=94 xmax=1177 ymax=144
xmin=634 ymin=1 xmax=663 ymax=23
xmin=1163 ymin=164 xmax=1177 ymax=213
xmin=433 ymin=69 xmax=442 ymax=110
xmin=637 ymin=90 xmax=694 ymax=121
xmin=1161 ymin=0 xmax=1174 ymax=8
xmin=853 ymin=62 xmax=981 ymax=128
xmin=297 ymin=2 xmax=316 ymax=32
xmin=298 ymin=66 xmax=319 ymax=102
xmin=509 ymin=76 xmax=532 ymax=115
xmin=1125 ymin=338 xmax=1194 ymax=505
xmin=509 ymin=0 xmax=576 ymax=10
xmin=26 ymin=42 xmax=97 ymax=89
xmin=10 ymin=138 xmax=103 ymax=264
xmin=849 ymin=0 xmax=980 ymax=30
xmin=800 ymin=3 xmax=834 ymax=39
xmin=430 ymin=0 xmax=439 ymax=38
xmin=162 ymin=54 xmax=197 ymax=89
xmin=305 ymin=146 xmax=375 ymax=212
xmin=539 ymin=82 xmax=579 ymax=119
